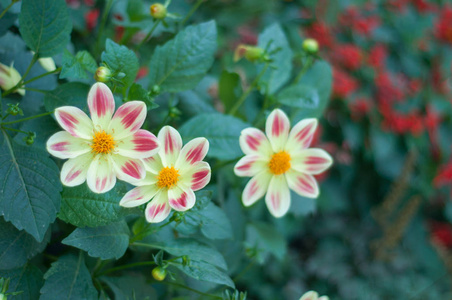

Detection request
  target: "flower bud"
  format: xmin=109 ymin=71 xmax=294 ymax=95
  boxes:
xmin=150 ymin=84 xmax=161 ymax=95
xmin=152 ymin=266 xmax=167 ymax=281
xmin=234 ymin=44 xmax=265 ymax=62
xmin=94 ymin=66 xmax=112 ymax=83
xmin=24 ymin=132 xmax=36 ymax=146
xmin=0 ymin=62 xmax=25 ymax=96
xmin=6 ymin=103 xmax=23 ymax=116
xmin=302 ymin=38 xmax=319 ymax=54
xmin=38 ymin=57 xmax=57 ymax=72
xmin=150 ymin=3 xmax=167 ymax=19
xmin=0 ymin=293 xmax=6 ymax=300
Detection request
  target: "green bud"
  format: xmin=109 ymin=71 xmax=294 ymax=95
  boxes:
xmin=6 ymin=103 xmax=23 ymax=116
xmin=234 ymin=45 xmax=265 ymax=63
xmin=150 ymin=85 xmax=161 ymax=95
xmin=302 ymin=38 xmax=319 ymax=54
xmin=23 ymin=132 xmax=36 ymax=146
xmin=94 ymin=66 xmax=112 ymax=83
xmin=152 ymin=266 xmax=167 ymax=281
xmin=182 ymin=255 xmax=190 ymax=266
xmin=150 ymin=3 xmax=167 ymax=19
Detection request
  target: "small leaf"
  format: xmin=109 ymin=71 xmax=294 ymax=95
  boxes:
xmin=40 ymin=253 xmax=97 ymax=300
xmin=101 ymin=39 xmax=139 ymax=88
xmin=219 ymin=71 xmax=242 ymax=113
xmin=127 ymin=83 xmax=158 ymax=110
xmin=60 ymin=50 xmax=97 ymax=80
xmin=62 ymin=220 xmax=130 ymax=260
xmin=44 ymin=82 xmax=90 ymax=113
xmin=0 ymin=264 xmax=44 ymax=300
xmin=173 ymin=260 xmax=234 ymax=288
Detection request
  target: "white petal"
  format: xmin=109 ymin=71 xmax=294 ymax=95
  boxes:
xmin=265 ymin=109 xmax=290 ymax=152
xmin=111 ymin=154 xmax=146 ymax=184
xmin=300 ymin=291 xmax=319 ymax=300
xmin=47 ymin=131 xmax=91 ymax=159
xmin=145 ymin=191 xmax=172 ymax=223
xmin=175 ymin=137 xmax=209 ymax=170
xmin=179 ymin=161 xmax=211 ymax=191
xmin=87 ymin=82 xmax=115 ymax=129
xmin=109 ymin=101 xmax=147 ymax=140
xmin=116 ymin=129 xmax=160 ymax=159
xmin=86 ymin=155 xmax=116 ymax=193
xmin=157 ymin=126 xmax=182 ymax=167
xmin=242 ymin=171 xmax=272 ymax=207
xmin=168 ymin=185 xmax=196 ymax=211
xmin=60 ymin=152 xmax=93 ymax=186
xmin=143 ymin=155 xmax=164 ymax=174
xmin=285 ymin=170 xmax=319 ymax=198
xmin=55 ymin=106 xmax=94 ymax=139
xmin=239 ymin=127 xmax=273 ymax=157
xmin=291 ymin=148 xmax=333 ymax=175
xmin=265 ymin=174 xmax=291 ymax=218
xmin=234 ymin=154 xmax=268 ymax=177
xmin=285 ymin=118 xmax=318 ymax=153
xmin=119 ymin=184 xmax=160 ymax=208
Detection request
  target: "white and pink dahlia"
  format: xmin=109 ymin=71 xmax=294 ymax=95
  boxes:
xmin=234 ymin=109 xmax=333 ymax=218
xmin=300 ymin=291 xmax=329 ymax=300
xmin=46 ymin=82 xmax=159 ymax=193
xmin=119 ymin=126 xmax=211 ymax=223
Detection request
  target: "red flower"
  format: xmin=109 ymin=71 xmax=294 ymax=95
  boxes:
xmin=368 ymin=44 xmax=387 ymax=70
xmin=411 ymin=0 xmax=436 ymax=13
xmin=136 ymin=67 xmax=149 ymax=80
xmin=331 ymin=44 xmax=363 ymax=70
xmin=305 ymin=22 xmax=333 ymax=48
xmin=430 ymin=222 xmax=452 ymax=248
xmin=375 ymin=72 xmax=405 ymax=105
xmin=349 ymin=98 xmax=372 ymax=120
xmin=339 ymin=6 xmax=380 ymax=36
xmin=85 ymin=9 xmax=100 ymax=32
xmin=332 ymin=68 xmax=358 ymax=99
xmin=435 ymin=6 xmax=452 ymax=44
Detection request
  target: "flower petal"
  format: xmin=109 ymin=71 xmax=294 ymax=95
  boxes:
xmin=286 ymin=170 xmax=319 ymax=198
xmin=55 ymin=106 xmax=94 ymax=139
xmin=265 ymin=174 xmax=291 ymax=218
xmin=133 ymin=172 xmax=158 ymax=186
xmin=47 ymin=131 xmax=91 ymax=159
xmin=145 ymin=191 xmax=172 ymax=223
xmin=119 ymin=184 xmax=160 ymax=208
xmin=300 ymin=291 xmax=319 ymax=300
xmin=242 ymin=171 xmax=272 ymax=207
xmin=109 ymin=101 xmax=146 ymax=140
xmin=265 ymin=109 xmax=290 ymax=152
xmin=143 ymin=155 xmax=164 ymax=174
xmin=291 ymin=148 xmax=333 ymax=175
xmin=60 ymin=152 xmax=93 ymax=186
xmin=111 ymin=154 xmax=146 ymax=184
xmin=158 ymin=126 xmax=182 ymax=167
xmin=179 ymin=161 xmax=211 ymax=191
xmin=86 ymin=155 xmax=116 ymax=193
xmin=234 ymin=154 xmax=268 ymax=177
xmin=87 ymin=82 xmax=115 ymax=129
xmin=116 ymin=129 xmax=160 ymax=159
xmin=175 ymin=137 xmax=209 ymax=170
xmin=239 ymin=128 xmax=272 ymax=156
xmin=285 ymin=118 xmax=318 ymax=153
xmin=168 ymin=185 xmax=196 ymax=211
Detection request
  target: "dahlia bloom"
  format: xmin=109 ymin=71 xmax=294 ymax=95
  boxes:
xmin=300 ymin=290 xmax=329 ymax=300
xmin=234 ymin=109 xmax=333 ymax=218
xmin=119 ymin=126 xmax=211 ymax=223
xmin=47 ymin=82 xmax=159 ymax=193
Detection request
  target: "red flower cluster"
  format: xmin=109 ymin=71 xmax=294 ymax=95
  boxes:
xmin=430 ymin=222 xmax=452 ymax=248
xmin=331 ymin=44 xmax=363 ymax=70
xmin=339 ymin=6 xmax=380 ymax=36
xmin=435 ymin=6 xmax=452 ymax=44
xmin=332 ymin=68 xmax=358 ymax=99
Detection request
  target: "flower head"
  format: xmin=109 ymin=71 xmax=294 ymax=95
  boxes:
xmin=300 ymin=290 xmax=329 ymax=300
xmin=119 ymin=126 xmax=211 ymax=223
xmin=0 ymin=62 xmax=25 ymax=96
xmin=234 ymin=109 xmax=333 ymax=218
xmin=47 ymin=82 xmax=160 ymax=193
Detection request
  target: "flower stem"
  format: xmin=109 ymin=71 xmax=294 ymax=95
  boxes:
xmin=181 ymin=0 xmax=204 ymax=26
xmin=137 ymin=20 xmax=161 ymax=51
xmin=1 ymin=127 xmax=28 ymax=134
xmin=97 ymin=261 xmax=156 ymax=277
xmin=93 ymin=0 xmax=114 ymax=58
xmin=22 ymin=67 xmax=61 ymax=86
xmin=0 ymin=1 xmax=15 ymax=20
xmin=23 ymin=87 xmax=48 ymax=94
xmin=1 ymin=111 xmax=54 ymax=125
xmin=293 ymin=56 xmax=314 ymax=84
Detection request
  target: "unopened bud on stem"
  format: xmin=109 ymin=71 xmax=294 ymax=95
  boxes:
xmin=302 ymin=38 xmax=319 ymax=54
xmin=150 ymin=3 xmax=167 ymax=19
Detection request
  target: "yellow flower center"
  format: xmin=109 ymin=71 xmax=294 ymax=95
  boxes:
xmin=157 ymin=166 xmax=180 ymax=188
xmin=268 ymin=151 xmax=291 ymax=175
xmin=91 ymin=130 xmax=116 ymax=154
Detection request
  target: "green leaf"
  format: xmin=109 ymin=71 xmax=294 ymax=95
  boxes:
xmin=101 ymin=39 xmax=139 ymax=88
xmin=219 ymin=71 xmax=242 ymax=113
xmin=0 ymin=217 xmax=50 ymax=270
xmin=58 ymin=182 xmax=136 ymax=228
xmin=60 ymin=50 xmax=97 ymax=80
xmin=62 ymin=220 xmax=130 ymax=260
xmin=148 ymin=21 xmax=217 ymax=92
xmin=100 ymin=275 xmax=157 ymax=300
xmin=258 ymin=23 xmax=293 ymax=94
xmin=289 ymin=191 xmax=317 ymax=216
xmin=277 ymin=85 xmax=323 ymax=118
xmin=18 ymin=0 xmax=72 ymax=56
xmin=178 ymin=113 xmax=250 ymax=160
xmin=40 ymin=253 xmax=97 ymax=300
xmin=0 ymin=264 xmax=44 ymax=300
xmin=173 ymin=260 xmax=235 ymax=288
xmin=44 ymin=82 xmax=90 ymax=113
xmin=245 ymin=222 xmax=287 ymax=263
xmin=0 ymin=131 xmax=61 ymax=242
xmin=127 ymin=83 xmax=158 ymax=110
xmin=0 ymin=4 xmax=17 ymax=38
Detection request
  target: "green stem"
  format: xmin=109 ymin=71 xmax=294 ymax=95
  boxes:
xmin=93 ymin=0 xmax=114 ymax=58
xmin=252 ymin=95 xmax=271 ymax=127
xmin=137 ymin=20 xmax=161 ymax=50
xmin=22 ymin=67 xmax=61 ymax=86
xmin=129 ymin=220 xmax=173 ymax=243
xmin=2 ymin=111 xmax=53 ymax=125
xmin=1 ymin=127 xmax=29 ymax=134
xmin=159 ymin=281 xmax=223 ymax=299
xmin=97 ymin=261 xmax=156 ymax=277
xmin=0 ymin=1 xmax=14 ymax=20
xmin=229 ymin=63 xmax=269 ymax=116
xmin=232 ymin=259 xmax=255 ymax=282
xmin=212 ymin=158 xmax=237 ymax=173
xmin=2 ymin=53 xmax=38 ymax=97
xmin=293 ymin=56 xmax=314 ymax=84
xmin=181 ymin=0 xmax=204 ymax=26
xmin=23 ymin=87 xmax=48 ymax=94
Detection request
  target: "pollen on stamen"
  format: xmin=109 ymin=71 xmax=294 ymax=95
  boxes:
xmin=268 ymin=151 xmax=291 ymax=175
xmin=91 ymin=130 xmax=116 ymax=154
xmin=157 ymin=166 xmax=180 ymax=188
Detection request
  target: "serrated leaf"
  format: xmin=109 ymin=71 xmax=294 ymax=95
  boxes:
xmin=127 ymin=83 xmax=158 ymax=110
xmin=101 ymin=39 xmax=139 ymax=88
xmin=277 ymin=85 xmax=321 ymax=116
xmin=19 ymin=0 xmax=72 ymax=56
xmin=173 ymin=260 xmax=234 ymax=288
xmin=60 ymin=50 xmax=97 ymax=80
xmin=44 ymin=82 xmax=90 ymax=113
xmin=0 ymin=264 xmax=44 ymax=300
xmin=199 ymin=203 xmax=233 ymax=240
xmin=0 ymin=131 xmax=61 ymax=242
xmin=178 ymin=113 xmax=250 ymax=160
xmin=62 ymin=220 xmax=130 ymax=260
xmin=100 ymin=275 xmax=157 ymax=300
xmin=0 ymin=218 xmax=50 ymax=269
xmin=148 ymin=21 xmax=217 ymax=92
xmin=40 ymin=253 xmax=97 ymax=300
xmin=245 ymin=222 xmax=287 ymax=263
xmin=219 ymin=71 xmax=242 ymax=113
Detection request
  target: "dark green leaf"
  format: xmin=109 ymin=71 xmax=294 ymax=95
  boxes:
xmin=245 ymin=222 xmax=287 ymax=263
xmin=148 ymin=21 xmax=217 ymax=92
xmin=60 ymin=50 xmax=97 ymax=80
xmin=219 ymin=71 xmax=242 ymax=113
xmin=100 ymin=275 xmax=157 ymax=300
xmin=0 ymin=131 xmax=61 ymax=242
xmin=101 ymin=39 xmax=139 ymax=88
xmin=44 ymin=82 xmax=90 ymax=113
xmin=199 ymin=203 xmax=233 ymax=240
xmin=127 ymin=83 xmax=158 ymax=110
xmin=173 ymin=260 xmax=234 ymax=288
xmin=0 ymin=4 xmax=17 ymax=38
xmin=19 ymin=0 xmax=72 ymax=56
xmin=277 ymin=85 xmax=323 ymax=118
xmin=0 ymin=264 xmax=43 ymax=300
xmin=62 ymin=220 xmax=130 ymax=260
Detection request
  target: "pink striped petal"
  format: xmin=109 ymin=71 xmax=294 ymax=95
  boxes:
xmin=157 ymin=126 xmax=182 ymax=167
xmin=111 ymin=154 xmax=146 ymax=184
xmin=239 ymin=128 xmax=272 ymax=157
xmin=60 ymin=152 xmax=93 ymax=186
xmin=109 ymin=101 xmax=146 ymax=140
xmin=265 ymin=175 xmax=291 ymax=218
xmin=47 ymin=131 xmax=91 ymax=159
xmin=55 ymin=106 xmax=94 ymax=139
xmin=168 ymin=186 xmax=196 ymax=211
xmin=265 ymin=109 xmax=290 ymax=152
xmin=145 ymin=191 xmax=171 ymax=223
xmin=291 ymin=148 xmax=333 ymax=175
xmin=180 ymin=161 xmax=211 ymax=191
xmin=116 ymin=129 xmax=160 ymax=159
xmin=285 ymin=170 xmax=319 ymax=198
xmin=143 ymin=155 xmax=164 ymax=174
xmin=86 ymin=155 xmax=116 ymax=193
xmin=175 ymin=138 xmax=209 ymax=170
xmin=119 ymin=184 xmax=160 ymax=208
xmin=234 ymin=154 xmax=268 ymax=177
xmin=285 ymin=118 xmax=318 ymax=153
xmin=242 ymin=171 xmax=272 ymax=207
xmin=87 ymin=82 xmax=115 ymax=129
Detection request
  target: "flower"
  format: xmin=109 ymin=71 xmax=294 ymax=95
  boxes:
xmin=300 ymin=290 xmax=329 ymax=300
xmin=119 ymin=126 xmax=211 ymax=223
xmin=0 ymin=62 xmax=25 ymax=96
xmin=47 ymin=82 xmax=159 ymax=193
xmin=234 ymin=109 xmax=333 ymax=218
